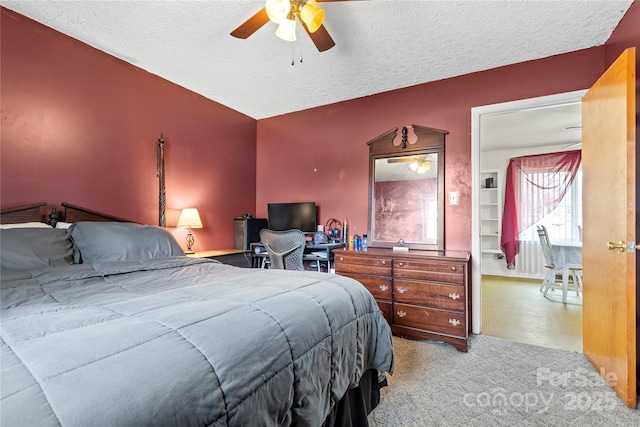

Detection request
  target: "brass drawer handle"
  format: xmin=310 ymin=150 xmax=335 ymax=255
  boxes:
xmin=398 ymin=262 xmax=404 ymax=267
xmin=449 ymin=319 xmax=460 ymax=326
xmin=339 ymin=257 xmax=343 ymax=261
xmin=449 ymin=293 xmax=460 ymax=300
xmin=397 ymin=310 xmax=407 ymax=318
xmin=397 ymin=287 xmax=407 ymax=294
xmin=381 ymin=260 xmax=386 ymax=265
xmin=380 ymin=284 xmax=389 ymax=292
xmin=451 ymin=266 xmax=457 ymax=271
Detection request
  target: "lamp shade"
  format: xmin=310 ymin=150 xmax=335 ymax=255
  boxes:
xmin=276 ymin=18 xmax=296 ymax=41
xmin=265 ymin=0 xmax=290 ymax=24
xmin=176 ymin=208 xmax=203 ymax=228
xmin=300 ymin=0 xmax=325 ymax=33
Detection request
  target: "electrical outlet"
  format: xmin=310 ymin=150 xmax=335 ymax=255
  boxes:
xmin=449 ymin=191 xmax=459 ymax=205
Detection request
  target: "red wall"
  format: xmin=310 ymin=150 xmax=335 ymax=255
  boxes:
xmin=0 ymin=8 xmax=257 ymax=251
xmin=2 ymin=4 xmax=638 ymax=253
xmin=255 ymin=50 xmax=604 ymax=251
xmin=255 ymin=3 xmax=640 ymax=252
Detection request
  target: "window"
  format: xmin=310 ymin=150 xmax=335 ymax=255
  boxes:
xmin=520 ymin=169 xmax=582 ymax=242
xmin=500 ymin=150 xmax=581 ymax=269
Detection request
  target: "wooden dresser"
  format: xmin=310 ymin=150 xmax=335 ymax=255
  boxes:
xmin=334 ymin=248 xmax=471 ymax=352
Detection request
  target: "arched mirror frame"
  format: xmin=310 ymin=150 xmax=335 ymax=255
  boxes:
xmin=367 ymin=124 xmax=447 ymax=251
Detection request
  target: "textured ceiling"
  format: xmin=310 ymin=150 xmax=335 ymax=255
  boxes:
xmin=481 ymin=100 xmax=583 ymax=152
xmin=1 ymin=0 xmax=632 ymax=120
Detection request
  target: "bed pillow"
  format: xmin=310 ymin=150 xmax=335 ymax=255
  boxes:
xmin=0 ymin=222 xmax=52 ymax=229
xmin=69 ymin=222 xmax=184 ymax=264
xmin=0 ymin=228 xmax=74 ymax=271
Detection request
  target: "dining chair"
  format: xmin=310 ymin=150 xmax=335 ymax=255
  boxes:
xmin=259 ymin=229 xmax=306 ymax=271
xmin=536 ymin=225 xmax=582 ymax=303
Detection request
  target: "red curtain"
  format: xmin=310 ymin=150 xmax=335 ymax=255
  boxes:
xmin=500 ymin=150 xmax=581 ymax=269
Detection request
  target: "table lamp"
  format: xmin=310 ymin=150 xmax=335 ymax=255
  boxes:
xmin=177 ymin=208 xmax=203 ymax=254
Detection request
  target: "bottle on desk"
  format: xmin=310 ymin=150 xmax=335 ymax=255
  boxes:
xmin=353 ymin=235 xmax=362 ymax=251
xmin=342 ymin=219 xmax=349 ymax=245
xmin=362 ymin=234 xmax=368 ymax=251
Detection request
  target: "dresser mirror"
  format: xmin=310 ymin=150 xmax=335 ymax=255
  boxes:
xmin=367 ymin=125 xmax=447 ymax=250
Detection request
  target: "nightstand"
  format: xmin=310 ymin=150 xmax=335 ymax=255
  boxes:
xmin=186 ymin=249 xmax=251 ymax=268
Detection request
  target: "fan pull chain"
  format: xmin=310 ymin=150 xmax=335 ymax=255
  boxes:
xmin=290 ymin=19 xmax=302 ymax=66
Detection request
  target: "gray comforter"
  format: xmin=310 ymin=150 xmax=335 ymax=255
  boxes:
xmin=1 ymin=257 xmax=393 ymax=426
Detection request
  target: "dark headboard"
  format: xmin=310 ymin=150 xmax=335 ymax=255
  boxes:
xmin=0 ymin=202 xmax=47 ymax=224
xmin=62 ymin=203 xmax=132 ymax=223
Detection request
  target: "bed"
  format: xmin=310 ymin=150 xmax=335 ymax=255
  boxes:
xmin=0 ymin=203 xmax=394 ymax=426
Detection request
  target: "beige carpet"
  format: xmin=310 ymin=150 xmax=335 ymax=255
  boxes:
xmin=368 ymin=335 xmax=639 ymax=426
xmin=481 ymin=275 xmax=582 ymax=352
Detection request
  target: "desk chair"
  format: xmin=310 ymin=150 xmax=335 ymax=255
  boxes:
xmin=259 ymin=229 xmax=306 ymax=271
xmin=536 ymin=225 xmax=582 ymax=303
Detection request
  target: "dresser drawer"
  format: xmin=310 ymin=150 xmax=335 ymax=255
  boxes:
xmin=393 ymin=279 xmax=465 ymax=310
xmin=339 ymin=273 xmax=392 ymax=300
xmin=393 ymin=303 xmax=466 ymax=337
xmin=335 ymin=254 xmax=392 ymax=276
xmin=377 ymin=300 xmax=393 ymax=325
xmin=393 ymin=259 xmax=465 ymax=284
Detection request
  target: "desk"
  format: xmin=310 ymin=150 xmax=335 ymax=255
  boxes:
xmin=551 ymin=241 xmax=582 ymax=266
xmin=303 ymin=242 xmax=346 ymax=272
xmin=250 ymin=242 xmax=346 ymax=271
xmin=249 ymin=243 xmax=269 ymax=268
xmin=186 ymin=249 xmax=251 ymax=268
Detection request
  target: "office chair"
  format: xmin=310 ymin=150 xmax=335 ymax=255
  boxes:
xmin=259 ymin=229 xmax=306 ymax=271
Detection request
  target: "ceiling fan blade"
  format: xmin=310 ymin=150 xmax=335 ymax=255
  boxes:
xmin=296 ymin=12 xmax=335 ymax=52
xmin=387 ymin=158 xmax=415 ymax=163
xmin=307 ymin=24 xmax=335 ymax=52
xmin=387 ymin=154 xmax=434 ymax=163
xmin=230 ymin=8 xmax=269 ymax=39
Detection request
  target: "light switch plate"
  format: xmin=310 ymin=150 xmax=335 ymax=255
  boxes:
xmin=449 ymin=191 xmax=459 ymax=205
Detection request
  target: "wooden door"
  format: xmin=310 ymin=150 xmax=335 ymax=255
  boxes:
xmin=582 ymin=47 xmax=636 ymax=408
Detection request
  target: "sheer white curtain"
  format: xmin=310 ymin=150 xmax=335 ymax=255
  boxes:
xmin=500 ymin=150 xmax=582 ymax=269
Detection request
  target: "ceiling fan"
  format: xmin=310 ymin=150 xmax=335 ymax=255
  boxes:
xmin=387 ymin=155 xmax=435 ymax=174
xmin=230 ymin=0 xmax=349 ymax=52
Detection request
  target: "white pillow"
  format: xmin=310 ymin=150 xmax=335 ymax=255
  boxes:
xmin=55 ymin=222 xmax=73 ymax=229
xmin=0 ymin=222 xmax=52 ymax=229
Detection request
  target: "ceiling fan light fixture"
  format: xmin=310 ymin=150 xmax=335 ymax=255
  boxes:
xmin=409 ymin=158 xmax=432 ymax=173
xmin=265 ymin=0 xmax=290 ymax=24
xmin=300 ymin=0 xmax=325 ymax=33
xmin=276 ymin=18 xmax=296 ymax=41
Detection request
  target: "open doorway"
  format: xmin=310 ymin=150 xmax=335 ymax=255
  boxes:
xmin=470 ymin=90 xmax=587 ymax=351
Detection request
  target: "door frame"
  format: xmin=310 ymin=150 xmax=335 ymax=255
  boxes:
xmin=470 ymin=89 xmax=588 ymax=334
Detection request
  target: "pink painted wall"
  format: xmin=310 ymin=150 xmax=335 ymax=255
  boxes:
xmin=2 ymin=4 xmax=638 ymax=254
xmin=0 ymin=8 xmax=257 ymax=252
xmin=256 ymin=3 xmax=640 ymax=252
xmin=256 ymin=49 xmax=604 ymax=251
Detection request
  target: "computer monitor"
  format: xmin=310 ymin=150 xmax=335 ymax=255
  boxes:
xmin=267 ymin=202 xmax=317 ymax=233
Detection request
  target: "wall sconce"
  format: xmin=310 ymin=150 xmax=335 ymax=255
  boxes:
xmin=176 ymin=208 xmax=203 ymax=254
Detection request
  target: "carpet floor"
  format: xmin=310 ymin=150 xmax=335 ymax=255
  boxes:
xmin=368 ymin=335 xmax=639 ymax=426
